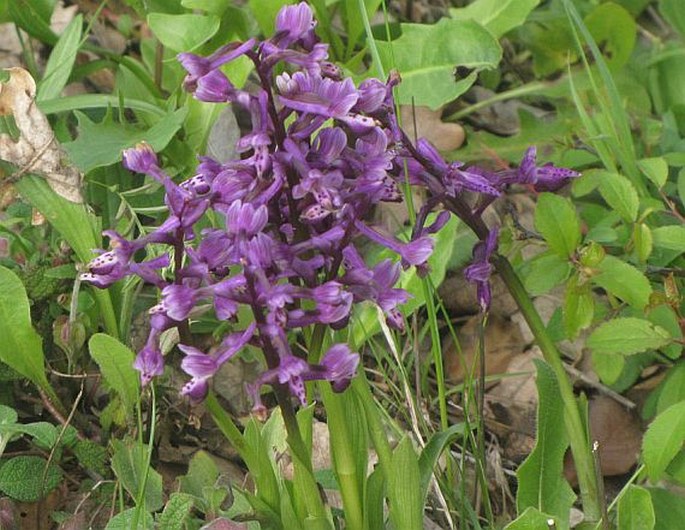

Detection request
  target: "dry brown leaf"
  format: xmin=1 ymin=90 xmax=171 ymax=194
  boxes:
xmin=400 ymin=105 xmax=465 ymax=152
xmin=0 ymin=67 xmax=83 ymax=203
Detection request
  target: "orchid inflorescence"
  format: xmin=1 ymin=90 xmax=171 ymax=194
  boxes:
xmin=80 ymin=2 xmax=579 ymax=411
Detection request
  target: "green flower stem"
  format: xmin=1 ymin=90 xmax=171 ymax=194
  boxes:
xmin=352 ymin=376 xmax=393 ymax=475
xmin=321 ymin=384 xmax=364 ymax=530
xmin=493 ymin=254 xmax=600 ymax=522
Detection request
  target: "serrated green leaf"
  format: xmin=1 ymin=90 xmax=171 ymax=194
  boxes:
xmin=63 ymin=108 xmax=188 ymax=173
xmin=618 ymin=485 xmax=655 ymax=530
xmin=521 ymin=252 xmax=572 ymax=296
xmin=593 ymin=255 xmax=652 ymax=308
xmin=0 ymin=456 xmax=62 ymax=502
xmin=652 ymin=226 xmax=685 ymax=253
xmin=643 ymin=401 xmax=685 ymax=481
xmin=73 ymin=439 xmax=108 ymax=476
xmin=387 ymin=437 xmax=422 ymax=530
xmin=592 ymin=351 xmax=625 ymax=385
xmin=37 ymin=14 xmax=83 ymax=102
xmin=450 ymin=0 xmax=540 ymax=38
xmin=0 ymin=266 xmax=53 ymax=398
xmin=375 ymin=18 xmax=502 ymax=109
xmin=147 ymin=13 xmax=220 ymax=52
xmin=587 ymin=318 xmax=672 ymax=356
xmin=14 ymin=422 xmax=58 ymax=449
xmin=111 ymin=439 xmax=164 ymax=512
xmin=158 ymin=493 xmax=195 ymax=530
xmin=104 ymin=508 xmax=154 ymax=530
xmin=88 ymin=334 xmax=140 ymax=413
xmin=596 ymin=171 xmax=639 ymax=222
xmin=638 ymin=157 xmax=669 ymax=189
xmin=534 ymin=193 xmax=581 ymax=258
xmin=516 ymin=361 xmax=575 ymax=529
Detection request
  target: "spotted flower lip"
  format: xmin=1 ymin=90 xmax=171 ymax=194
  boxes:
xmin=516 ymin=146 xmax=580 ymax=191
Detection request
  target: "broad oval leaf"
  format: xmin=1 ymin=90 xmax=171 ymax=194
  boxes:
xmin=593 ymin=255 xmax=652 ymax=309
xmin=617 ymin=485 xmax=655 ymax=530
xmin=587 ymin=317 xmax=672 ymax=356
xmin=376 ymin=18 xmax=502 ymax=109
xmin=534 ymin=193 xmax=581 ymax=258
xmin=0 ymin=266 xmax=52 ymax=397
xmin=596 ymin=170 xmax=639 ymax=222
xmin=147 ymin=13 xmax=220 ymax=52
xmin=643 ymin=401 xmax=685 ymax=481
xmin=638 ymin=157 xmax=669 ymax=189
xmin=0 ymin=456 xmax=62 ymax=502
xmin=89 ymin=334 xmax=140 ymax=413
xmin=450 ymin=0 xmax=540 ymax=38
xmin=652 ymin=225 xmax=685 ymax=253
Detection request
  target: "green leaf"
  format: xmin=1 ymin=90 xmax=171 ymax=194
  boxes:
xmin=634 ymin=223 xmax=653 ymax=262
xmin=643 ymin=401 xmax=685 ymax=481
xmin=637 ymin=157 xmax=669 ymax=189
xmin=0 ymin=266 xmax=53 ymax=398
xmin=618 ymin=485 xmax=655 ymax=530
xmin=649 ymin=487 xmax=685 ymax=530
xmin=505 ymin=507 xmax=558 ymax=530
xmin=63 ymin=108 xmax=188 ymax=173
xmin=387 ymin=437 xmax=422 ymax=530
xmin=450 ymin=0 xmax=540 ymax=38
xmin=0 ymin=404 xmax=17 ymax=425
xmin=678 ymin=168 xmax=685 ymax=209
xmin=73 ymin=439 xmax=108 ymax=476
xmin=364 ymin=467 xmax=385 ymax=530
xmin=584 ymin=2 xmax=636 ymax=71
xmin=593 ymin=255 xmax=652 ymax=309
xmin=592 ymin=351 xmax=625 ymax=385
xmin=111 ymin=439 xmax=164 ymax=512
xmin=375 ymin=18 xmax=502 ymax=109
xmin=660 ymin=0 xmax=685 ymax=38
xmin=652 ymin=226 xmax=685 ymax=253
xmin=39 ymin=94 xmax=166 ymax=117
xmin=158 ymin=493 xmax=195 ymax=530
xmin=418 ymin=423 xmax=464 ymax=503
xmin=181 ymin=0 xmax=231 ymax=15
xmin=563 ymin=274 xmax=594 ymax=339
xmin=534 ymin=193 xmax=581 ymax=258
xmin=88 ymin=334 xmax=140 ymax=413
xmin=0 ymin=456 xmax=62 ymax=502
xmin=147 ymin=13 xmax=220 ymax=52
xmin=104 ymin=509 xmax=154 ymax=530
xmin=8 ymin=0 xmax=56 ymax=44
xmin=596 ymin=170 xmax=640 ymax=222
xmin=179 ymin=450 xmax=219 ymax=501
xmin=521 ymin=252 xmax=572 ymax=296
xmin=587 ymin=318 xmax=672 ymax=356
xmin=343 ymin=0 xmax=382 ymax=55
xmin=37 ymin=14 xmax=83 ymax=102
xmin=516 ymin=361 xmax=575 ymax=528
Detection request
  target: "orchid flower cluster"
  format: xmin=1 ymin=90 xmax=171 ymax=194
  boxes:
xmin=80 ymin=2 xmax=579 ymax=411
